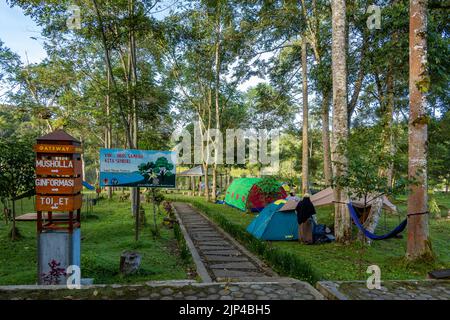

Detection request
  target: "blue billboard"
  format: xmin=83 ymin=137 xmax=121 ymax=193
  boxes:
xmin=99 ymin=148 xmax=176 ymax=188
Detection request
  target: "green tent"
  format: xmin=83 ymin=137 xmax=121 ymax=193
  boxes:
xmin=224 ymin=178 xmax=287 ymax=212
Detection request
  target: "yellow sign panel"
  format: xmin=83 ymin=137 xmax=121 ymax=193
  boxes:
xmin=34 ymin=144 xmax=82 ymax=154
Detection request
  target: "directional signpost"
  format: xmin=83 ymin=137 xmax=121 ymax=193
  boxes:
xmin=35 ymin=130 xmax=83 ymax=285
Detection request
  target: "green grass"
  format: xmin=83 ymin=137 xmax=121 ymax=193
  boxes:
xmin=167 ymin=193 xmax=450 ymax=282
xmin=0 ymin=192 xmax=194 ymax=285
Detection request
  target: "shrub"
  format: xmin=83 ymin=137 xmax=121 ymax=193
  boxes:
xmin=173 ymin=222 xmax=192 ymax=265
xmin=41 ymin=260 xmax=66 ymax=285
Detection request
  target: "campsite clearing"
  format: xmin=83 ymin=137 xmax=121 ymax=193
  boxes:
xmin=167 ymin=194 xmax=450 ymax=282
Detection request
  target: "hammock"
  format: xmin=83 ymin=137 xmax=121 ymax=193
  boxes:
xmin=347 ymin=203 xmax=407 ymax=240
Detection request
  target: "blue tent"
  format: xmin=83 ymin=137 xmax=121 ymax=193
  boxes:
xmin=246 ymin=201 xmax=298 ymax=241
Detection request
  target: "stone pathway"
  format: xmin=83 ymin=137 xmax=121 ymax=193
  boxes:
xmin=317 ymin=280 xmax=450 ymax=300
xmin=173 ymin=202 xmax=275 ymax=282
xmin=0 ymin=280 xmax=323 ymax=300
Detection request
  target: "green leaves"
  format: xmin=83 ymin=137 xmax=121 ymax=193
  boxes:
xmin=256 ymin=176 xmax=281 ymax=198
xmin=0 ymin=136 xmax=35 ymax=200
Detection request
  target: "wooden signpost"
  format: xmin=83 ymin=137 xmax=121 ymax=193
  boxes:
xmin=35 ymin=177 xmax=82 ymax=195
xmin=35 ymin=130 xmax=83 ymax=233
xmin=35 ymin=159 xmax=82 ymax=176
xmin=35 ymin=130 xmax=83 ymax=284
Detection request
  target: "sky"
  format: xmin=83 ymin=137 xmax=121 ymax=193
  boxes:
xmin=0 ymin=1 xmax=47 ymax=64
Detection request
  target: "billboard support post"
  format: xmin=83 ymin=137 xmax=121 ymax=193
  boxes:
xmin=135 ymin=187 xmax=140 ymax=241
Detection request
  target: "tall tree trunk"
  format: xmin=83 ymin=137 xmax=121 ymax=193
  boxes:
xmin=406 ymin=0 xmax=432 ymax=260
xmin=300 ymin=0 xmax=332 ymax=188
xmin=378 ymin=4 xmax=399 ymax=188
xmin=203 ymin=163 xmax=209 ymax=200
xmin=364 ymin=69 xmax=396 ymax=242
xmin=380 ymin=67 xmax=396 ymax=187
xmin=212 ymin=17 xmax=221 ymax=202
xmin=301 ymin=38 xmax=310 ymax=195
xmin=80 ymin=140 xmax=86 ymax=181
xmin=105 ymin=67 xmax=113 ymax=199
xmin=204 ymin=91 xmax=212 ymax=201
xmin=92 ymin=0 xmax=132 ymax=148
xmin=128 ymin=0 xmax=140 ymax=223
xmin=331 ymin=0 xmax=351 ymax=243
xmin=321 ymin=90 xmax=332 ymax=186
xmin=11 ymin=199 xmax=16 ymax=240
xmin=212 ymin=168 xmax=217 ymax=201
xmin=347 ymin=31 xmax=368 ymax=126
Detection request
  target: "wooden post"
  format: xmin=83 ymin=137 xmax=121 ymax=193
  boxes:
xmin=135 ymin=187 xmax=140 ymax=241
xmin=151 ymin=187 xmax=158 ymax=235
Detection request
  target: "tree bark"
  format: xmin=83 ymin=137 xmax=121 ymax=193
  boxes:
xmin=357 ymin=196 xmax=383 ymax=245
xmin=212 ymin=15 xmax=221 ymax=202
xmin=301 ymin=37 xmax=310 ymax=195
xmin=406 ymin=0 xmax=432 ymax=260
xmin=300 ymin=0 xmax=332 ymax=188
xmin=92 ymin=0 xmax=133 ymax=148
xmin=203 ymin=163 xmax=209 ymax=200
xmin=105 ymin=67 xmax=113 ymax=199
xmin=321 ymin=90 xmax=332 ymax=186
xmin=380 ymin=66 xmax=396 ymax=187
xmin=212 ymin=167 xmax=217 ymax=201
xmin=331 ymin=0 xmax=351 ymax=243
xmin=11 ymin=199 xmax=16 ymax=240
xmin=347 ymin=31 xmax=368 ymax=125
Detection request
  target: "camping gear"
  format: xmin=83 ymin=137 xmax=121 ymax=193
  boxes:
xmin=312 ymin=221 xmax=335 ymax=244
xmin=246 ymin=201 xmax=298 ymax=240
xmin=298 ymin=218 xmax=313 ymax=244
xmin=427 ymin=269 xmax=450 ymax=279
xmin=296 ymin=197 xmax=316 ymax=224
xmin=311 ymin=187 xmax=397 ymax=212
xmin=347 ymin=203 xmax=407 ymax=240
xmin=281 ymin=183 xmax=291 ymax=193
xmin=224 ymin=178 xmax=287 ymax=212
xmin=296 ymin=197 xmax=316 ymax=244
xmin=279 ymin=200 xmax=298 ymax=212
